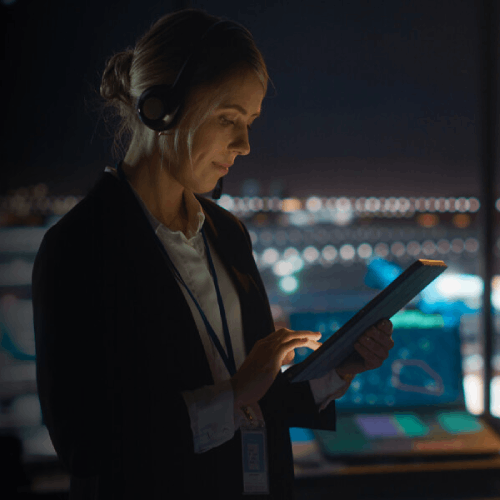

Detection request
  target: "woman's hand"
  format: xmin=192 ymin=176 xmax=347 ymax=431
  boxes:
xmin=231 ymin=328 xmax=322 ymax=407
xmin=336 ymin=319 xmax=394 ymax=378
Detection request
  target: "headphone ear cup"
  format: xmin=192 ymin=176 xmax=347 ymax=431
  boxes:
xmin=136 ymin=85 xmax=181 ymax=131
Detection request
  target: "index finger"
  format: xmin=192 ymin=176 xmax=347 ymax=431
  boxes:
xmin=289 ymin=330 xmax=322 ymax=340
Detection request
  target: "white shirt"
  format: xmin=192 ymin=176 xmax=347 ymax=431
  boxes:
xmin=104 ymin=166 xmax=351 ymax=454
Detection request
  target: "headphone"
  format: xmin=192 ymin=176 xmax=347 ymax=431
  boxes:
xmin=136 ymin=19 xmax=250 ymax=200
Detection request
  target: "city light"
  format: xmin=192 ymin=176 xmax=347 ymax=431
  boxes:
xmin=303 ymin=246 xmax=320 ymax=263
xmin=321 ymin=245 xmax=338 ymax=262
xmin=357 ymin=243 xmax=373 ymax=259
xmin=262 ymin=248 xmax=280 ymax=265
xmin=339 ymin=244 xmax=355 ymax=260
xmin=273 ymin=260 xmax=294 ymax=276
xmin=279 ymin=275 xmax=299 ymax=294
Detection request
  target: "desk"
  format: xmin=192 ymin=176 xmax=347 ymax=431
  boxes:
xmin=293 ymin=441 xmax=500 ymax=499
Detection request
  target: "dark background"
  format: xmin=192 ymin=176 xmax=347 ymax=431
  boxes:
xmin=1 ymin=0 xmax=495 ymax=198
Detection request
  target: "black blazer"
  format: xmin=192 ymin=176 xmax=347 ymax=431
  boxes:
xmin=32 ymin=171 xmax=337 ymax=500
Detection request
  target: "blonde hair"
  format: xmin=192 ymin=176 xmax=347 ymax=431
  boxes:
xmin=99 ymin=8 xmax=271 ymax=169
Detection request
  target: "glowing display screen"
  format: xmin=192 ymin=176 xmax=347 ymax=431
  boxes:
xmin=289 ymin=310 xmax=464 ymax=410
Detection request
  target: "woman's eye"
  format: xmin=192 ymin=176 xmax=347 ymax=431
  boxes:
xmin=221 ymin=116 xmax=252 ymax=131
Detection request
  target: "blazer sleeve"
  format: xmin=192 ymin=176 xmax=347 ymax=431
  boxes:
xmin=32 ymin=221 xmax=109 ymax=477
xmin=238 ymin=221 xmax=337 ymax=432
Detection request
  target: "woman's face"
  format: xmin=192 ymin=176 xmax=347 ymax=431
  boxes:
xmin=172 ymin=69 xmax=265 ymax=194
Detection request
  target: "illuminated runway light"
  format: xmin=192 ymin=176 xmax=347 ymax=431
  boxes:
xmin=261 ymin=197 xmax=270 ymax=211
xmin=417 ymin=213 xmax=439 ymax=228
xmin=387 ymin=197 xmax=400 ymax=213
xmin=217 ymin=194 xmax=235 ymax=211
xmin=283 ymin=247 xmax=299 ymax=259
xmin=390 ymin=242 xmax=406 ymax=257
xmin=271 ymin=197 xmax=283 ymax=211
xmin=249 ymin=197 xmax=263 ymax=212
xmin=422 ymin=240 xmax=437 ymax=256
xmin=436 ymin=197 xmax=447 ymax=212
xmin=322 ymin=245 xmax=338 ymax=261
xmin=303 ymin=246 xmax=320 ymax=263
xmin=465 ymin=238 xmax=479 ymax=253
xmin=281 ymin=198 xmax=301 ymax=212
xmin=374 ymin=242 xmax=389 ymax=258
xmin=262 ymin=248 xmax=280 ymax=265
xmin=280 ymin=275 xmax=299 ymax=294
xmin=469 ymin=197 xmax=480 ymax=212
xmin=355 ymin=198 xmax=367 ymax=212
xmin=437 ymin=239 xmax=451 ymax=254
xmin=290 ymin=211 xmax=312 ymax=226
xmin=366 ymin=197 xmax=380 ymax=212
xmin=306 ymin=197 xmax=322 ymax=212
xmin=231 ymin=197 xmax=241 ymax=211
xmin=452 ymin=213 xmax=471 ymax=228
xmin=399 ymin=198 xmax=410 ymax=212
xmin=336 ymin=197 xmax=352 ymax=211
xmin=273 ymin=260 xmax=294 ymax=276
xmin=451 ymin=238 xmax=465 ymax=254
xmin=357 ymin=243 xmax=373 ymax=259
xmin=332 ymin=210 xmax=354 ymax=227
xmin=407 ymin=241 xmax=421 ymax=256
xmin=326 ymin=198 xmax=337 ymax=210
xmin=289 ymin=255 xmax=304 ymax=272
xmin=456 ymin=197 xmax=468 ymax=212
xmin=339 ymin=244 xmax=355 ymax=260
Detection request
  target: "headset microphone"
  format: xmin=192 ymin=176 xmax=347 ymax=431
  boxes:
xmin=212 ymin=177 xmax=223 ymax=200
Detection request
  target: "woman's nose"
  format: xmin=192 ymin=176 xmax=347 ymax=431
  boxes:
xmin=230 ymin=128 xmax=251 ymax=156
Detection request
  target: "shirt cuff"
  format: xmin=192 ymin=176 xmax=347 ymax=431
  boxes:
xmin=181 ymin=380 xmax=235 ymax=454
xmin=309 ymin=368 xmax=353 ymax=411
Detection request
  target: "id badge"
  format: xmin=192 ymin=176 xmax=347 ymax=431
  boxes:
xmin=241 ymin=422 xmax=270 ymax=495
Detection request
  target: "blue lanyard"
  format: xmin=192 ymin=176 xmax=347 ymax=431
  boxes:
xmin=115 ymin=161 xmax=237 ymax=377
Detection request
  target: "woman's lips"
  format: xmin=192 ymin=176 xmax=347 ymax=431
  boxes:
xmin=213 ymin=162 xmax=230 ymax=174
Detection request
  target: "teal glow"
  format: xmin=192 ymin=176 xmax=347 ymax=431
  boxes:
xmin=391 ymin=310 xmax=445 ymax=329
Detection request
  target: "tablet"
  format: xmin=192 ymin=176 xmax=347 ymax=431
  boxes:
xmin=284 ymin=259 xmax=447 ymax=383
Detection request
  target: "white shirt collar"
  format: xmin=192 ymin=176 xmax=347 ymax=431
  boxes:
xmin=104 ymin=166 xmax=206 ymax=241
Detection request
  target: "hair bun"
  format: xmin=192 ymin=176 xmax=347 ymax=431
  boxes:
xmin=100 ymin=50 xmax=134 ymax=105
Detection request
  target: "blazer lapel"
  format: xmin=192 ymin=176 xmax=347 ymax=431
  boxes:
xmin=95 ymin=172 xmax=214 ymax=389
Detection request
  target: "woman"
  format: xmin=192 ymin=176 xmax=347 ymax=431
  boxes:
xmin=32 ymin=8 xmax=394 ymax=500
